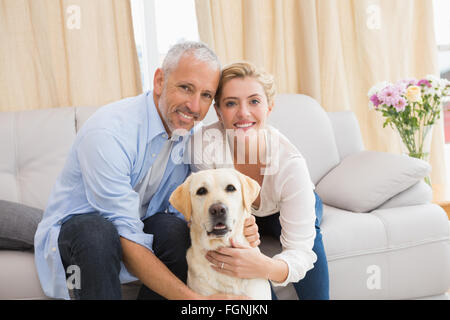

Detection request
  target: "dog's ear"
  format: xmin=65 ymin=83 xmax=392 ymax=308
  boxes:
xmin=236 ymin=171 xmax=261 ymax=212
xmin=169 ymin=175 xmax=192 ymax=221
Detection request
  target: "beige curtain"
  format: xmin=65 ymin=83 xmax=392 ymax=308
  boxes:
xmin=0 ymin=0 xmax=142 ymax=111
xmin=195 ymin=0 xmax=448 ymax=200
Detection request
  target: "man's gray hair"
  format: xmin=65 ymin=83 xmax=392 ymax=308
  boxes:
xmin=161 ymin=41 xmax=221 ymax=78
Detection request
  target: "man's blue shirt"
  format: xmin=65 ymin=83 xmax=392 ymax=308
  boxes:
xmin=34 ymin=92 xmax=192 ymax=299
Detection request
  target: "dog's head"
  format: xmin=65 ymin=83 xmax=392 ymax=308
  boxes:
xmin=169 ymin=168 xmax=260 ymax=241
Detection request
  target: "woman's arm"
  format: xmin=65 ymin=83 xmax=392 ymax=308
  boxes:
xmin=271 ymin=156 xmax=317 ymax=286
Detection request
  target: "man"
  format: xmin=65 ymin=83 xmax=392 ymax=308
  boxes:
xmin=34 ymin=42 xmax=257 ymax=300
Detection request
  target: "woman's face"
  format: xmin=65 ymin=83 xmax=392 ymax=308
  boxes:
xmin=215 ymin=77 xmax=273 ymax=135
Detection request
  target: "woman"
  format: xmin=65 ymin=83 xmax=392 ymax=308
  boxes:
xmin=189 ymin=61 xmax=329 ymax=299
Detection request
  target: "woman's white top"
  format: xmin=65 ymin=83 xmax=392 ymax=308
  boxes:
xmin=188 ymin=121 xmax=317 ymax=286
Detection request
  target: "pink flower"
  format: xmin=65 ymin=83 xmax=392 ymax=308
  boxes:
xmin=370 ymin=94 xmax=381 ymax=108
xmin=417 ymin=79 xmax=431 ymax=87
xmin=378 ymin=86 xmax=401 ymax=107
xmin=394 ymin=97 xmax=406 ymax=111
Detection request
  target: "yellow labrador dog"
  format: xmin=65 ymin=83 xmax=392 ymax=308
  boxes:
xmin=169 ymin=168 xmax=271 ymax=300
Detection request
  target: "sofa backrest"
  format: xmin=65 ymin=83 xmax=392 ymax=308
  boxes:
xmin=0 ymin=107 xmax=77 ymax=210
xmin=0 ymin=94 xmax=364 ymax=209
xmin=327 ymin=110 xmax=365 ymax=161
xmin=268 ymin=94 xmax=341 ymax=184
xmin=75 ymin=106 xmax=100 ymax=131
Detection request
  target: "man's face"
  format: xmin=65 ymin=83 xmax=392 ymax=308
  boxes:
xmin=153 ymin=54 xmax=220 ymax=135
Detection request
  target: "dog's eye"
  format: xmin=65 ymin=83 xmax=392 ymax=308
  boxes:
xmin=196 ymin=187 xmax=208 ymax=195
xmin=225 ymin=184 xmax=236 ymax=192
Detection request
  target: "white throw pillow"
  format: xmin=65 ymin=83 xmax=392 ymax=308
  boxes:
xmin=315 ymin=151 xmax=431 ymax=213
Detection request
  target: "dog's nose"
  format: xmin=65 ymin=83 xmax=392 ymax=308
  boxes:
xmin=209 ymin=203 xmax=227 ymax=218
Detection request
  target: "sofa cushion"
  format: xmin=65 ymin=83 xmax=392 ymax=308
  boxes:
xmin=315 ymin=151 xmax=431 ymax=213
xmin=0 ymin=251 xmax=48 ymax=299
xmin=0 ymin=200 xmax=43 ymax=250
xmin=320 ymin=203 xmax=450 ymax=299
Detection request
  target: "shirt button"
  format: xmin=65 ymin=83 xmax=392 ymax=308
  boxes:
xmin=162 ymin=134 xmax=167 ymax=139
xmin=152 ymin=153 xmax=156 ymax=157
xmin=52 ymin=247 xmax=57 ymax=252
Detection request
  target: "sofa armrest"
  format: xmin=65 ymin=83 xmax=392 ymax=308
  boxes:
xmin=374 ymin=180 xmax=432 ymax=211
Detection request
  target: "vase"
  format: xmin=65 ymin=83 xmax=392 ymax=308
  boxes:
xmin=397 ymin=125 xmax=433 ymax=186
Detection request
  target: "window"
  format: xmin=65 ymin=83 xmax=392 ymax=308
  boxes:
xmin=433 ymin=0 xmax=450 ymax=144
xmin=131 ymin=0 xmax=199 ymax=91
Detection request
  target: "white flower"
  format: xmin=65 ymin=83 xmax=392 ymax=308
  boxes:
xmin=396 ymin=78 xmax=416 ymax=91
xmin=438 ymin=78 xmax=449 ymax=90
xmin=368 ymin=81 xmax=392 ymax=98
xmin=425 ymin=74 xmax=440 ymax=84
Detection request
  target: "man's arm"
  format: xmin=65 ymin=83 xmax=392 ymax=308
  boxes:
xmin=120 ymin=237 xmax=200 ymax=300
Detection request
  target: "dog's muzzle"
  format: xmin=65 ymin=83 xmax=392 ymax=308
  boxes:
xmin=207 ymin=203 xmax=229 ymax=237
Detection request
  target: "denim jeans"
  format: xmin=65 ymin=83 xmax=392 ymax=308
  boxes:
xmin=58 ymin=213 xmax=123 ymax=299
xmin=58 ymin=212 xmax=190 ymax=300
xmin=256 ymin=192 xmax=330 ymax=300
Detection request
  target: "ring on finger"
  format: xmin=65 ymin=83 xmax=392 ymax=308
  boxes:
xmin=220 ymin=262 xmax=224 ymax=269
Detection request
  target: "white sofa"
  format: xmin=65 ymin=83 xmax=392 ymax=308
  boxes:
xmin=0 ymin=94 xmax=449 ymax=299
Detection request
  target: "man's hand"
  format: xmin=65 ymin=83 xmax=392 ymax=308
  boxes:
xmin=120 ymin=237 xmax=200 ymax=300
xmin=244 ymin=215 xmax=260 ymax=247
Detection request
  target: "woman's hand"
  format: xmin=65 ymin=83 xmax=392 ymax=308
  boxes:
xmin=206 ymin=238 xmax=269 ymax=279
xmin=244 ymin=215 xmax=260 ymax=247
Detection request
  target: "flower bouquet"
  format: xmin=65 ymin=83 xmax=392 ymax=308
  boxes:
xmin=368 ymin=75 xmax=450 ymax=185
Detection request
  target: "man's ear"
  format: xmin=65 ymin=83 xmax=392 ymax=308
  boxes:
xmin=153 ymin=68 xmax=164 ymax=96
xmin=169 ymin=175 xmax=192 ymax=221
xmin=236 ymin=171 xmax=261 ymax=212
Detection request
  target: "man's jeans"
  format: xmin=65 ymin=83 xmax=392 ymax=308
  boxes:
xmin=255 ymin=192 xmax=330 ymax=300
xmin=58 ymin=212 xmax=190 ymax=300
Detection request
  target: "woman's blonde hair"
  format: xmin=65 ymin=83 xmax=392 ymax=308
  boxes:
xmin=215 ymin=61 xmax=276 ymax=107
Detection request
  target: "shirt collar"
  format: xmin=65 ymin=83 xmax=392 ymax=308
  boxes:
xmin=146 ymin=91 xmax=167 ymax=143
